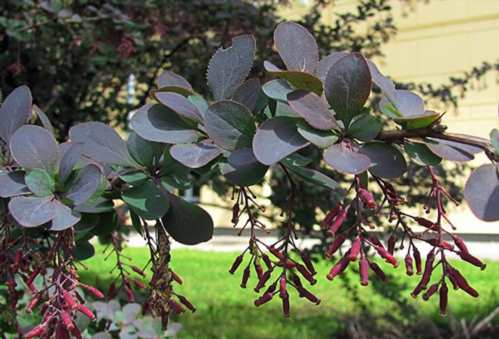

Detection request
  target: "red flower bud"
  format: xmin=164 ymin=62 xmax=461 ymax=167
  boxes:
xmin=63 ymin=291 xmax=76 ymax=309
xmin=368 ymin=261 xmax=387 ymax=282
xmin=326 ymin=256 xmax=350 ymax=281
xmin=422 ymin=283 xmax=439 ymax=300
xmin=439 ymin=282 xmax=448 ymax=316
xmin=177 ymin=295 xmax=196 ymax=313
xmin=171 ymin=270 xmax=183 ymax=284
xmin=130 ymin=265 xmax=146 ymax=277
xmin=254 ymin=292 xmax=273 ymax=306
xmin=387 ymin=234 xmax=397 ymax=254
xmin=452 ymin=235 xmax=469 ymax=254
xmin=413 ymin=246 xmax=422 ymax=275
xmin=325 ymin=235 xmax=347 ymax=258
xmin=428 ymin=238 xmax=454 ymax=250
xmin=404 ymin=255 xmax=414 ymax=276
xmin=279 ymin=276 xmax=287 ymax=298
xmin=375 ymin=245 xmax=398 ymax=267
xmin=133 ymin=279 xmax=146 ymax=289
xmin=261 ymin=253 xmax=273 ymax=270
xmin=458 ymin=252 xmax=486 ymax=270
xmin=82 ymin=285 xmax=104 ymax=299
xmin=447 ymin=266 xmax=479 ymax=297
xmin=359 ymin=257 xmax=369 ymax=286
xmin=168 ymin=299 xmax=185 ymax=314
xmin=254 ymin=261 xmax=264 ymax=280
xmin=269 ymin=247 xmax=285 ymax=260
xmin=25 ymin=325 xmax=45 ymax=338
xmin=328 ymin=208 xmax=348 ymax=236
xmin=348 ymin=237 xmax=362 ymax=261
xmin=240 ymin=265 xmax=251 ymax=288
xmin=255 ymin=269 xmax=272 ymax=292
xmin=411 ymin=250 xmax=435 ymax=298
xmin=301 ymin=251 xmax=316 ymax=275
xmin=414 ymin=217 xmax=435 ymax=229
xmin=296 ymin=286 xmax=321 ymax=305
xmin=61 ymin=311 xmax=75 ymax=331
xmin=229 ymin=254 xmax=244 ymax=274
xmin=27 ymin=297 xmax=39 ymax=313
xmin=76 ymin=305 xmax=95 ymax=320
xmin=281 ymin=294 xmax=290 ymax=317
xmin=358 ymin=188 xmax=376 ymax=209
xmin=295 ymin=264 xmax=316 ymax=285
xmin=321 ymin=205 xmax=341 ymax=228
xmin=26 ymin=269 xmax=40 ymax=286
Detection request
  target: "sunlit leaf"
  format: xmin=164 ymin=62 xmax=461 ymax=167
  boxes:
xmin=274 ymin=22 xmax=319 ymax=73
xmin=360 ymin=142 xmax=407 ymax=178
xmin=69 ymin=122 xmax=136 ymax=167
xmin=163 ymin=194 xmax=213 ymax=245
xmin=220 ymin=148 xmax=268 ymax=186
xmin=425 ymin=138 xmax=482 ymax=162
xmin=464 ymin=164 xmax=499 ymax=222
xmin=323 ymin=142 xmax=372 ymax=175
xmin=253 ymin=117 xmax=309 ymax=165
xmin=404 ymin=142 xmax=441 ymax=166
xmin=155 ymin=92 xmax=203 ymax=123
xmin=204 ymin=100 xmax=255 ymax=150
xmin=347 ymin=113 xmax=382 ymax=142
xmin=296 ymin=123 xmax=338 ymax=149
xmin=366 ymin=59 xmax=395 ymax=98
xmin=130 ymin=104 xmax=200 ymax=145
xmin=324 ymin=53 xmax=371 ymax=125
xmin=156 ymin=70 xmax=193 ymax=96
xmin=287 ymin=90 xmax=337 ymax=130
xmin=9 ymin=125 xmax=59 ymax=173
xmin=207 ymin=35 xmax=255 ymax=100
xmin=262 ymin=79 xmax=293 ymax=102
xmin=265 ymin=65 xmax=323 ymax=95
xmin=170 ymin=142 xmax=222 ymax=169
xmin=0 ymin=85 xmax=32 ymax=142
xmin=316 ymin=52 xmax=348 ymax=82
xmin=8 ymin=195 xmax=55 ymax=227
xmin=50 ymin=200 xmax=81 ymax=231
xmin=122 ymin=180 xmax=169 ymax=220
xmin=25 ymin=169 xmax=55 ymax=197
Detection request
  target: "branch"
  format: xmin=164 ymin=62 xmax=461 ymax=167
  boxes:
xmin=376 ymin=126 xmax=498 ymax=162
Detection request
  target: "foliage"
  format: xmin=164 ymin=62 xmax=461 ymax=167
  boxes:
xmin=0 ymin=17 xmax=498 ymax=339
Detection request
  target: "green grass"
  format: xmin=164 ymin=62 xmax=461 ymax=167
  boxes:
xmin=79 ymin=247 xmax=499 ymax=339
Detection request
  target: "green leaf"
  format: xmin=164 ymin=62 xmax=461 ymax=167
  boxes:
xmin=25 ymin=169 xmax=55 ymax=197
xmin=285 ymin=163 xmax=337 ymax=190
xmin=220 ymin=148 xmax=268 ymax=186
xmin=491 ymin=129 xmax=499 ymax=155
xmin=359 ymin=142 xmax=407 ymax=178
xmin=266 ymin=67 xmax=323 ymax=95
xmin=122 ymin=180 xmax=170 ymax=220
xmin=297 ymin=123 xmax=338 ymax=149
xmin=262 ymin=79 xmax=293 ymax=102
xmin=73 ymin=240 xmax=95 ymax=261
xmin=204 ymin=100 xmax=255 ymax=150
xmin=405 ymin=142 xmax=441 ymax=166
xmin=282 ymin=153 xmax=313 ymax=167
xmin=347 ymin=113 xmax=382 ymax=141
xmin=130 ymin=210 xmax=144 ymax=236
xmin=120 ymin=170 xmax=148 ymax=185
xmin=127 ymin=131 xmax=164 ymax=168
xmin=163 ymin=194 xmax=213 ymax=245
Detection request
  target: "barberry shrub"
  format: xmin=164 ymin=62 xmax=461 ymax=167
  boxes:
xmin=0 ymin=22 xmax=498 ymax=337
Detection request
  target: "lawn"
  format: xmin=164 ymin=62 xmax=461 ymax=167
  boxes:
xmin=79 ymin=247 xmax=499 ymax=339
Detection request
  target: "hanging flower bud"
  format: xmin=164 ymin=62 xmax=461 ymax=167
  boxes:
xmin=177 ymin=295 xmax=196 ymax=313
xmin=404 ymin=255 xmax=414 ymax=276
xmin=63 ymin=291 xmax=76 ymax=309
xmin=452 ymin=235 xmax=469 ymax=254
xmin=374 ymin=245 xmax=398 ymax=267
xmin=411 ymin=250 xmax=435 ymax=297
xmin=296 ymin=286 xmax=321 ymax=304
xmin=240 ymin=265 xmax=251 ymax=288
xmin=254 ymin=292 xmax=273 ymax=306
xmin=27 ymin=297 xmax=39 ymax=313
xmin=358 ymin=188 xmax=376 ymax=209
xmin=125 ymin=283 xmax=135 ymax=302
xmin=255 ymin=269 xmax=272 ymax=292
xmin=414 ymin=217 xmax=435 ymax=229
xmin=359 ymin=257 xmax=369 ymax=286
xmin=61 ymin=311 xmax=75 ymax=331
xmin=413 ymin=246 xmax=422 ymax=275
xmin=108 ymin=282 xmax=117 ymax=298
xmin=321 ymin=205 xmax=341 ymax=228
xmin=439 ymin=282 xmax=448 ymax=316
xmin=326 ymin=256 xmax=350 ymax=281
xmin=447 ymin=266 xmax=479 ymax=297
xmin=422 ymin=283 xmax=439 ymax=300
xmin=328 ymin=207 xmax=348 ymax=236
xmin=254 ymin=261 xmax=264 ymax=280
xmin=300 ymin=251 xmax=317 ymax=275
xmin=171 ymin=270 xmax=183 ymax=284
xmin=279 ymin=275 xmax=287 ymax=298
xmin=325 ymin=235 xmax=347 ymax=258
xmin=133 ymin=279 xmax=146 ymax=289
xmin=387 ymin=235 xmax=397 ymax=254
xmin=368 ymin=261 xmax=387 ymax=282
xmin=229 ymin=254 xmax=244 ymax=274
xmin=168 ymin=299 xmax=185 ymax=314
xmin=81 ymin=285 xmax=104 ymax=299
xmin=261 ymin=253 xmax=273 ymax=270
xmin=130 ymin=265 xmax=146 ymax=277
xmin=348 ymin=238 xmax=362 ymax=261
xmin=76 ymin=305 xmax=95 ymax=320
xmin=295 ymin=264 xmax=316 ymax=285
xmin=281 ymin=294 xmax=290 ymax=317
xmin=231 ymin=203 xmax=240 ymax=224
xmin=25 ymin=325 xmax=46 ymax=338
xmin=428 ymin=239 xmax=454 ymax=250
xmin=269 ymin=247 xmax=285 ymax=260
xmin=458 ymin=252 xmax=486 ymax=270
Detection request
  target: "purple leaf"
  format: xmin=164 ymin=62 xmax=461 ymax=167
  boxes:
xmin=9 ymin=125 xmax=59 ymax=173
xmin=156 ymin=70 xmax=193 ymax=96
xmin=379 ymin=90 xmax=425 ymax=118
xmin=366 ymin=59 xmax=396 ymax=98
xmin=204 ymin=100 xmax=255 ymax=150
xmin=252 ymin=117 xmax=309 ymax=166
xmin=59 ymin=142 xmax=83 ymax=183
xmin=130 ymin=104 xmax=200 ymax=145
xmin=262 ymin=79 xmax=293 ymax=102
xmin=316 ymin=52 xmax=348 ymax=82
xmin=0 ymin=86 xmax=32 ymax=143
xmin=33 ymin=105 xmax=55 ymax=135
xmin=70 ymin=122 xmax=135 ymax=167
xmin=359 ymin=142 xmax=407 ymax=178
xmin=207 ymin=34 xmax=256 ymax=100
xmin=231 ymin=78 xmax=261 ymax=112
xmin=425 ymin=138 xmax=482 ymax=162
xmin=170 ymin=142 xmax=222 ymax=168
xmin=64 ymin=164 xmax=102 ymax=205
xmin=0 ymin=172 xmax=29 ymax=197
xmin=274 ymin=22 xmax=319 ymax=73
xmin=323 ymin=142 xmax=372 ymax=175
xmin=50 ymin=200 xmax=81 ymax=231
xmin=264 ymin=62 xmax=323 ymax=95
xmin=464 ymin=164 xmax=499 ymax=222
xmin=324 ymin=53 xmax=371 ymax=125
xmin=220 ymin=148 xmax=268 ymax=186
xmin=8 ymin=195 xmax=55 ymax=227
xmin=287 ymin=90 xmax=338 ymax=130
xmin=155 ymin=92 xmax=203 ymax=123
